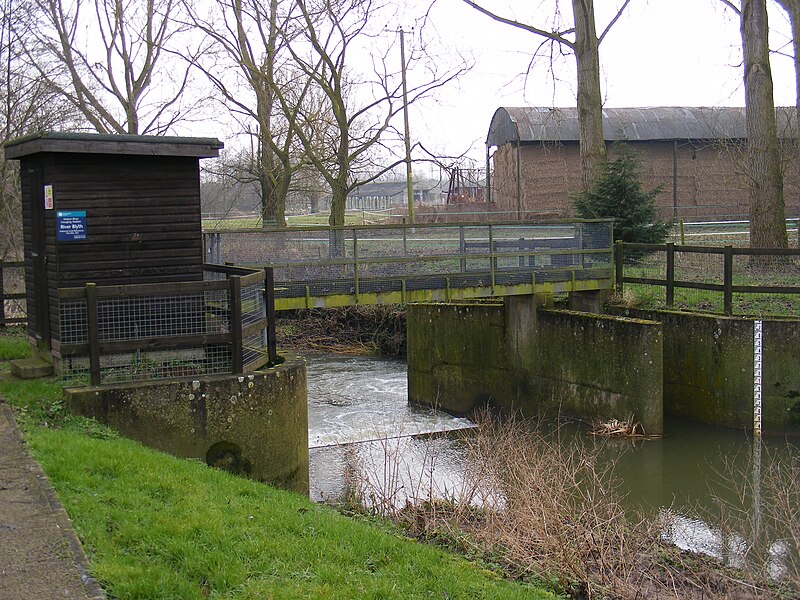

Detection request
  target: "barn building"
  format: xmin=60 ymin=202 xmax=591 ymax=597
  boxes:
xmin=486 ymin=106 xmax=799 ymax=221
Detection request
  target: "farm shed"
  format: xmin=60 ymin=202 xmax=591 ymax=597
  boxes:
xmin=486 ymin=106 xmax=799 ymax=221
xmin=2 ymin=132 xmax=264 ymax=382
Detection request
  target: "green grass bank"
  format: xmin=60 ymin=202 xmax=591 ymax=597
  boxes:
xmin=0 ymin=330 xmax=551 ymax=600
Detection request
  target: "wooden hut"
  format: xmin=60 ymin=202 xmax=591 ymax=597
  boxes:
xmin=5 ymin=132 xmax=223 ymax=368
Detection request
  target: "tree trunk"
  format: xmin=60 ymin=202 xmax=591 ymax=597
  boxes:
xmin=328 ymin=180 xmax=347 ymax=228
xmin=776 ymin=0 xmax=800 ymax=125
xmin=572 ymin=0 xmax=606 ymax=191
xmin=741 ymin=0 xmax=786 ymax=248
xmin=258 ymin=131 xmax=287 ymax=228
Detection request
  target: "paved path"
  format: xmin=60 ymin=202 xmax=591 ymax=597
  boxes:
xmin=0 ymin=402 xmax=104 ymax=599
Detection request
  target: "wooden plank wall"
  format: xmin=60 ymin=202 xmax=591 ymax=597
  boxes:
xmin=20 ymin=151 xmax=206 ymax=349
xmin=50 ymin=153 xmax=204 ymax=287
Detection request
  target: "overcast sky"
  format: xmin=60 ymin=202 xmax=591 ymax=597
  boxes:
xmin=400 ymin=0 xmax=796 ymax=169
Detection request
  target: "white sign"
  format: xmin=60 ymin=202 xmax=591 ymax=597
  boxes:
xmin=44 ymin=185 xmax=53 ymax=210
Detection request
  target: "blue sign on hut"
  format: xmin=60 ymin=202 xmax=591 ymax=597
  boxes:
xmin=5 ymin=132 xmax=276 ymax=384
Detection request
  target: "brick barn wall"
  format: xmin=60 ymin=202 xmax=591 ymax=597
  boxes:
xmin=491 ymin=140 xmax=800 ymax=221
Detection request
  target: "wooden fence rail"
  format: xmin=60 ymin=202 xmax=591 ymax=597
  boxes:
xmin=615 ymin=241 xmax=800 ymax=316
xmin=57 ymin=265 xmax=278 ymax=385
xmin=0 ymin=261 xmax=25 ymax=327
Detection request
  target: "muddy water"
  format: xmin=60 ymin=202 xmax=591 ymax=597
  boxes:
xmin=306 ymin=353 xmax=798 ymax=574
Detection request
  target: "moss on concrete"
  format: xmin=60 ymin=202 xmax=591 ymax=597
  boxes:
xmin=408 ymin=300 xmax=664 ymax=433
xmin=610 ymin=307 xmax=800 ymax=435
xmin=64 ymin=355 xmax=309 ymax=493
xmin=533 ymin=309 xmax=663 ymax=434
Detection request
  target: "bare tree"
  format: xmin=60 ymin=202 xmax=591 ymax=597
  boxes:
xmin=723 ymin=0 xmax=787 ymax=248
xmin=1 ymin=0 xmax=75 ymax=259
xmin=462 ymin=0 xmax=630 ymax=190
xmin=28 ymin=0 xmax=201 ymax=134
xmin=186 ymin=0 xmax=315 ymax=227
xmin=277 ymin=0 xmax=467 ymax=228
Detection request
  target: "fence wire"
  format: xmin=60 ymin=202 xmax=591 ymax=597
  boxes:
xmin=205 ymin=221 xmax=613 ymax=302
xmin=59 ymin=268 xmax=270 ymax=385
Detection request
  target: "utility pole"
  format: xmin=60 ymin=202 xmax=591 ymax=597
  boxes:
xmin=399 ymin=27 xmax=414 ymax=224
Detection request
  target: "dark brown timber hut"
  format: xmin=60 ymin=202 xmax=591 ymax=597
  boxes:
xmin=4 ymin=132 xmax=223 ymax=366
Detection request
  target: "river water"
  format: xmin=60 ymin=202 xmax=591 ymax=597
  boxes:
xmin=306 ymin=353 xmax=798 ymax=576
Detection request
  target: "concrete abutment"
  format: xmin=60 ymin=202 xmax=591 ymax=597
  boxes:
xmin=64 ymin=355 xmax=310 ymax=494
xmin=409 ymin=298 xmax=800 ymax=436
xmin=408 ymin=296 xmax=664 ymax=434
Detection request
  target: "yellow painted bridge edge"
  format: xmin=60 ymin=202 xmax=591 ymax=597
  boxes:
xmin=273 ymin=277 xmax=612 ymax=311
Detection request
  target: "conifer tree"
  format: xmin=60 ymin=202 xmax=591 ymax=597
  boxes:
xmin=573 ymin=143 xmax=670 ymax=245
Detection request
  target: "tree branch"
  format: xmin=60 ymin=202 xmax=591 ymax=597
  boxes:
xmin=461 ymin=0 xmax=575 ymax=50
xmin=598 ymin=0 xmax=631 ymax=44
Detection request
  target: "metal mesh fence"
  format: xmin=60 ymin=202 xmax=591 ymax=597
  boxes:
xmin=1 ymin=263 xmax=26 ymax=326
xmin=59 ymin=268 xmax=271 ymax=384
xmin=206 ymin=221 xmax=613 ymax=302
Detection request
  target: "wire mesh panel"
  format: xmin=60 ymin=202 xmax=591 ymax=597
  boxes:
xmin=58 ymin=267 xmax=271 ymax=384
xmin=1 ymin=263 xmax=26 ymax=326
xmin=210 ymin=221 xmax=614 ymax=304
xmin=60 ymin=300 xmax=88 ymax=344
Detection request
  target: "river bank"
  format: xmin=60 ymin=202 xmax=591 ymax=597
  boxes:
xmin=276 ymin=306 xmax=407 ymax=357
xmin=0 ymin=329 xmax=551 ymax=600
xmin=305 ymin=351 xmax=799 ymax=599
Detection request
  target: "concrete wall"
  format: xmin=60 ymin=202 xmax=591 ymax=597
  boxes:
xmin=408 ymin=300 xmax=664 ymax=434
xmin=610 ymin=308 xmax=800 ymax=435
xmin=64 ymin=356 xmax=309 ymax=494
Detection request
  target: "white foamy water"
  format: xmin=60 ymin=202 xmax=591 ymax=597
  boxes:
xmin=305 ymin=354 xmax=474 ymax=448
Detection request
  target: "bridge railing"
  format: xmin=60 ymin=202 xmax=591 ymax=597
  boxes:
xmin=204 ymin=221 xmax=614 ymax=307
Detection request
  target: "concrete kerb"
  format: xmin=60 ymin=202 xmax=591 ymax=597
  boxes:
xmin=0 ymin=401 xmax=105 ymax=600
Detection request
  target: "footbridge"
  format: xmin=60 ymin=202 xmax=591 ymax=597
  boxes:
xmin=203 ymin=220 xmax=614 ymax=311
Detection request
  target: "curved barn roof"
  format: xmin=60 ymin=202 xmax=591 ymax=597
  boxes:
xmin=486 ymin=106 xmax=796 ymax=146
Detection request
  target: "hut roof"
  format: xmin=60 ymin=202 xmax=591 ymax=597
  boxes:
xmin=4 ymin=131 xmax=223 ymax=159
xmin=486 ymin=106 xmax=796 ymax=146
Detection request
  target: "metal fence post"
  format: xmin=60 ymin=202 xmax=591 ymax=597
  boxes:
xmin=489 ymin=224 xmax=496 ymax=291
xmin=723 ymin=246 xmax=734 ymax=316
xmin=615 ymin=240 xmax=624 ymax=296
xmin=86 ymin=283 xmax=101 ymax=385
xmin=264 ymin=267 xmax=278 ymax=364
xmin=0 ymin=264 xmax=5 ymax=328
xmin=666 ymin=242 xmax=675 ymax=307
xmin=229 ymin=275 xmax=243 ymax=374
xmin=353 ymin=229 xmax=359 ymax=298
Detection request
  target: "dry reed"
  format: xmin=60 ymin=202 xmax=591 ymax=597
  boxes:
xmin=343 ymin=413 xmax=794 ymax=599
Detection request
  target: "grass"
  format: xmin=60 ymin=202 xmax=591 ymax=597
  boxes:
xmin=620 ymin=251 xmax=800 ymax=317
xmin=203 ymin=212 xmax=392 ymax=230
xmin=0 ymin=333 xmax=553 ymax=600
xmin=0 ymin=327 xmax=30 ymax=359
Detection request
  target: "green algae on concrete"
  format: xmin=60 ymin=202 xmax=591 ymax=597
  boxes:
xmin=408 ymin=302 xmax=512 ymax=416
xmin=64 ymin=355 xmax=309 ymax=493
xmin=407 ymin=300 xmax=664 ymax=434
xmin=533 ymin=309 xmax=663 ymax=435
xmin=610 ymin=307 xmax=800 ymax=435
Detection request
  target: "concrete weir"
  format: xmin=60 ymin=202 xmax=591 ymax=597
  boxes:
xmin=64 ymin=356 xmax=309 ymax=494
xmin=408 ymin=296 xmax=664 ymax=435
